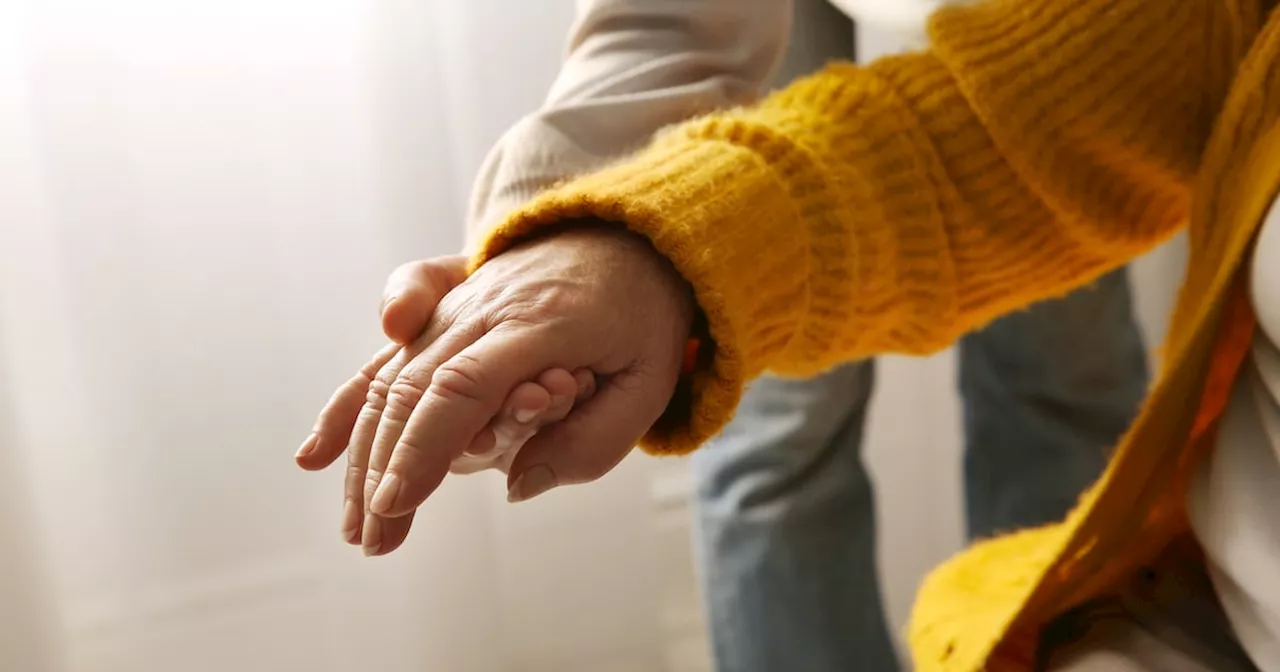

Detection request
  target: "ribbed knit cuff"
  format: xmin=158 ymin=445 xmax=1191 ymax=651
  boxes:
xmin=469 ymin=133 xmax=825 ymax=455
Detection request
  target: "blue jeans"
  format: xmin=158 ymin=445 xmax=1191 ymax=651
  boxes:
xmin=691 ymin=268 xmax=1150 ymax=672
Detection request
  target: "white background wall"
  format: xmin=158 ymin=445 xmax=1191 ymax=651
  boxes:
xmin=0 ymin=2 xmax=1186 ymax=671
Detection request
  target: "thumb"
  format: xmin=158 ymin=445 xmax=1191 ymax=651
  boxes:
xmin=504 ymin=370 xmax=671 ymax=503
xmin=379 ymin=255 xmax=468 ymax=345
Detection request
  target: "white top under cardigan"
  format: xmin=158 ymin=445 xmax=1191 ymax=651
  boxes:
xmin=1191 ymin=191 xmax=1280 ymax=671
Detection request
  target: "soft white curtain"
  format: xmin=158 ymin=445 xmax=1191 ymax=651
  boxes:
xmin=0 ymin=2 xmax=685 ymax=671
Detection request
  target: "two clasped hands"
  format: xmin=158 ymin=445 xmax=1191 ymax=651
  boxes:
xmin=293 ymin=227 xmax=694 ymax=556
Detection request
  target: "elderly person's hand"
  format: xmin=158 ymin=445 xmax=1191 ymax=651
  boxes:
xmin=297 ymin=227 xmax=695 ymax=555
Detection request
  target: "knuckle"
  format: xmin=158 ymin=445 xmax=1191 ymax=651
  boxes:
xmin=364 ymin=376 xmax=390 ymax=411
xmin=428 ymin=355 xmax=489 ymax=407
xmin=356 ymin=403 xmax=385 ymax=430
xmin=385 ymin=375 xmax=428 ymax=418
xmin=363 ymin=470 xmax=384 ymax=499
xmin=344 ymin=464 xmax=366 ymax=492
xmin=374 ymin=361 xmax=401 ymax=386
xmin=389 ymin=437 xmax=428 ymax=470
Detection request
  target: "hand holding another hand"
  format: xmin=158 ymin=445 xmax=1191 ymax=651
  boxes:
xmin=296 ymin=227 xmax=695 ymax=555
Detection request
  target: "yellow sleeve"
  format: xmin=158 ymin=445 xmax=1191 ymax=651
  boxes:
xmin=471 ymin=0 xmax=1264 ymax=455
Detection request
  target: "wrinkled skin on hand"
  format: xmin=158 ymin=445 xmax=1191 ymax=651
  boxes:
xmin=297 ymin=227 xmax=695 ymax=555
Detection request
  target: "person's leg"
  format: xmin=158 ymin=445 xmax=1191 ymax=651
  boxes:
xmin=692 ymin=362 xmax=898 ymax=672
xmin=959 ymin=267 xmax=1151 ymax=539
xmin=685 ymin=4 xmax=898 ymax=671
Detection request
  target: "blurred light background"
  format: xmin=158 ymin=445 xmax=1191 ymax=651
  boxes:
xmin=0 ymin=1 xmax=1188 ymax=670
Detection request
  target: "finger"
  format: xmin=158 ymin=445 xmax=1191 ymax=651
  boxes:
xmin=296 ymin=343 xmax=401 ymax=471
xmin=363 ymin=325 xmax=485 ymax=516
xmin=462 ymin=369 xmax=600 ymax=477
xmin=485 ymin=369 xmax=595 ymax=476
xmin=484 ymin=369 xmax=576 ymax=451
xmin=362 ymin=510 xmax=415 ymax=557
xmin=449 ymin=369 xmax=580 ymax=476
xmin=495 ymin=445 xmax=521 ymax=475
xmin=534 ymin=369 xmax=579 ymax=425
xmin=447 ymin=380 xmax=553 ymax=475
xmin=342 ymin=346 xmax=417 ymax=544
xmin=380 ymin=256 xmax=468 ymax=345
xmin=506 ymin=370 xmax=664 ymax=503
xmin=370 ymin=326 xmax=573 ymax=517
xmin=480 ymin=379 xmax=555 ymax=452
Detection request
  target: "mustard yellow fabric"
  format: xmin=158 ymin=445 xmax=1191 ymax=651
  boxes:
xmin=473 ymin=1 xmax=1280 ymax=669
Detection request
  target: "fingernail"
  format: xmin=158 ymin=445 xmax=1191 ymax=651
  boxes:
xmin=362 ymin=514 xmax=383 ymax=557
xmin=340 ymin=499 xmax=361 ymax=544
xmin=295 ymin=433 xmax=318 ymax=461
xmin=370 ymin=473 xmax=400 ymax=515
xmin=514 ymin=408 xmax=538 ymax=424
xmin=507 ymin=465 xmax=557 ymax=503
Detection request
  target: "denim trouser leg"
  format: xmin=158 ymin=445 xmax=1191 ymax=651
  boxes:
xmin=691 ymin=362 xmax=897 ymax=672
xmin=691 ymin=268 xmax=1149 ymax=672
xmin=958 ymin=267 xmax=1150 ymax=539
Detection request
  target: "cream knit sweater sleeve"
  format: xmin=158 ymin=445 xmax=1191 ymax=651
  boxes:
xmin=464 ymin=0 xmax=793 ymax=249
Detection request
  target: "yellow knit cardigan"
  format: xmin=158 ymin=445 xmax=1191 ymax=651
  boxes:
xmin=474 ymin=1 xmax=1280 ymax=669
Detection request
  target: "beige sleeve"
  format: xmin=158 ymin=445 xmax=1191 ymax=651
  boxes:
xmin=464 ymin=0 xmax=794 ymax=249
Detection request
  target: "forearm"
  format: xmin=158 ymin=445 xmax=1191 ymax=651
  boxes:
xmin=465 ymin=0 xmax=792 ymax=249
xmin=472 ymin=0 xmax=1264 ymax=454
xmin=483 ymin=0 xmax=1261 ymax=369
